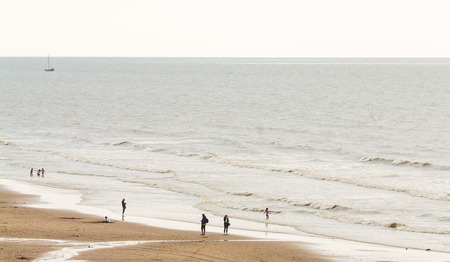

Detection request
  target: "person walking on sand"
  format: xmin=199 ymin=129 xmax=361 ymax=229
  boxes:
xmin=201 ymin=214 xmax=208 ymax=235
xmin=30 ymin=168 xmax=33 ymax=177
xmin=41 ymin=168 xmax=45 ymax=177
xmin=223 ymin=215 xmax=230 ymax=234
xmin=121 ymin=198 xmax=127 ymax=220
xmin=264 ymin=208 xmax=270 ymax=219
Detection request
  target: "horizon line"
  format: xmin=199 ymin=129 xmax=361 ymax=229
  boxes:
xmin=1 ymin=56 xmax=450 ymax=59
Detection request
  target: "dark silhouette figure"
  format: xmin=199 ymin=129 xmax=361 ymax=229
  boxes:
xmin=122 ymin=198 xmax=127 ymax=220
xmin=201 ymin=214 xmax=208 ymax=235
xmin=224 ymin=215 xmax=230 ymax=234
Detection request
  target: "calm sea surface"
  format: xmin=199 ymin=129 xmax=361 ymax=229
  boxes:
xmin=0 ymin=57 xmax=449 ymax=251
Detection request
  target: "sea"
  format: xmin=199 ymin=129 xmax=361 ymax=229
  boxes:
xmin=0 ymin=57 xmax=449 ymax=256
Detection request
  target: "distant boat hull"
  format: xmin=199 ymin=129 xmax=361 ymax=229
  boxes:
xmin=45 ymin=55 xmax=54 ymax=71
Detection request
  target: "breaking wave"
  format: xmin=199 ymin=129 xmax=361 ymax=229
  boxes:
xmin=87 ymin=138 xmax=165 ymax=152
xmin=185 ymin=151 xmax=449 ymax=201
xmin=2 ymin=138 xmax=448 ymax=202
xmin=360 ymin=156 xmax=442 ymax=169
xmin=317 ymin=212 xmax=450 ymax=235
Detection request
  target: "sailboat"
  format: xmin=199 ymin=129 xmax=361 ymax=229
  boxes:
xmin=45 ymin=55 xmax=54 ymax=71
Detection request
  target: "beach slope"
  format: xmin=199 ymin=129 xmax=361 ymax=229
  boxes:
xmin=0 ymin=187 xmax=329 ymax=261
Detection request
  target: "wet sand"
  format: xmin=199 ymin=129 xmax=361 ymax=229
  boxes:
xmin=0 ymin=186 xmax=330 ymax=261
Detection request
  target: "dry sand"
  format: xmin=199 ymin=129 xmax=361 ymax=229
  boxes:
xmin=0 ymin=186 xmax=331 ymax=261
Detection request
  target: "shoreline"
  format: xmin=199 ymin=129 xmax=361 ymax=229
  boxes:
xmin=0 ymin=181 xmax=329 ymax=262
xmin=1 ymin=178 xmax=449 ymax=261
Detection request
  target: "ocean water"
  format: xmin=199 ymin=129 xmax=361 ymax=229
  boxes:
xmin=0 ymin=57 xmax=449 ymax=252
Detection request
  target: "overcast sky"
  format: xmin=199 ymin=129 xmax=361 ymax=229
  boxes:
xmin=2 ymin=0 xmax=450 ymax=57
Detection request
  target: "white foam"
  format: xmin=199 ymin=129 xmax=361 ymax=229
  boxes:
xmin=33 ymin=240 xmax=152 ymax=262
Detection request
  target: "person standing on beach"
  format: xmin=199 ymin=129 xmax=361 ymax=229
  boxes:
xmin=223 ymin=215 xmax=230 ymax=234
xmin=264 ymin=208 xmax=270 ymax=219
xmin=41 ymin=168 xmax=45 ymax=177
xmin=121 ymin=198 xmax=126 ymax=220
xmin=30 ymin=168 xmax=33 ymax=177
xmin=37 ymin=169 xmax=41 ymax=177
xmin=201 ymin=214 xmax=208 ymax=235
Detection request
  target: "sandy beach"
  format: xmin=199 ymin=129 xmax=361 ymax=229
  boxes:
xmin=0 ymin=186 xmax=330 ymax=261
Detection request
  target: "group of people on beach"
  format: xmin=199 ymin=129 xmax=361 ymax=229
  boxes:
xmin=202 ymin=208 xmax=269 ymax=235
xmin=30 ymin=168 xmax=45 ymax=177
xmin=104 ymin=198 xmax=126 ymax=223
xmin=200 ymin=214 xmax=232 ymax=235
xmin=202 ymin=208 xmax=270 ymax=235
xmin=120 ymin=198 xmax=270 ymax=235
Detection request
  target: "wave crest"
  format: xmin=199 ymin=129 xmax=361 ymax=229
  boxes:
xmin=360 ymin=156 xmax=436 ymax=168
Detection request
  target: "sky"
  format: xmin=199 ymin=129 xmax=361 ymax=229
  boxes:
xmin=1 ymin=0 xmax=450 ymax=57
